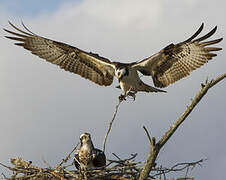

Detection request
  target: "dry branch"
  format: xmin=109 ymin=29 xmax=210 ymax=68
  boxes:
xmin=103 ymin=99 xmax=122 ymax=152
xmin=55 ymin=142 xmax=80 ymax=169
xmin=1 ymin=156 xmax=201 ymax=180
xmin=138 ymin=73 xmax=226 ymax=180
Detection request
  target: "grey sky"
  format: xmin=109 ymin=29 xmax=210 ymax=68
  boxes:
xmin=0 ymin=0 xmax=225 ymax=179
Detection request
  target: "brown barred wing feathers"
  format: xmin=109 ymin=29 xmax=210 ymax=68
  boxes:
xmin=4 ymin=22 xmax=115 ymax=86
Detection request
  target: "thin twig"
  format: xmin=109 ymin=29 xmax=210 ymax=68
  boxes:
xmin=55 ymin=142 xmax=80 ymax=169
xmin=0 ymin=162 xmax=15 ymax=171
xmin=41 ymin=156 xmax=51 ymax=169
xmin=102 ymin=100 xmax=122 ymax=152
xmin=1 ymin=173 xmax=7 ymax=179
xmin=152 ymin=159 xmax=205 ymax=177
xmin=112 ymin=153 xmax=121 ymax=161
xmin=185 ymin=166 xmax=189 ymax=179
xmin=143 ymin=126 xmax=152 ymax=144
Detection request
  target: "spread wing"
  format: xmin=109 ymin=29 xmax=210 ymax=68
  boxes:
xmin=4 ymin=21 xmax=115 ymax=86
xmin=133 ymin=23 xmax=223 ymax=88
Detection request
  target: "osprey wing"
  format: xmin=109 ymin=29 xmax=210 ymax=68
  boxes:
xmin=133 ymin=23 xmax=223 ymax=88
xmin=74 ymin=152 xmax=80 ymax=170
xmin=4 ymin=22 xmax=115 ymax=86
xmin=92 ymin=148 xmax=106 ymax=167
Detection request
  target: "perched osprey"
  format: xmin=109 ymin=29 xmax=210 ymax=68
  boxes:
xmin=74 ymin=133 xmax=106 ymax=170
xmin=4 ymin=22 xmax=222 ymax=100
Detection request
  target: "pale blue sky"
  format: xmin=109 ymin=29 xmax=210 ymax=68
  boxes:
xmin=0 ymin=0 xmax=225 ymax=179
xmin=0 ymin=0 xmax=78 ymax=16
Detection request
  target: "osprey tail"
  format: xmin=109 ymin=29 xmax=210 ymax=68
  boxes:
xmin=140 ymin=82 xmax=167 ymax=93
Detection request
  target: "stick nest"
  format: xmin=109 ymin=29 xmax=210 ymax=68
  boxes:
xmin=1 ymin=154 xmax=202 ymax=180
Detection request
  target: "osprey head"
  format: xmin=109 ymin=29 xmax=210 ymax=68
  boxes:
xmin=80 ymin=132 xmax=92 ymax=145
xmin=115 ymin=67 xmax=129 ymax=82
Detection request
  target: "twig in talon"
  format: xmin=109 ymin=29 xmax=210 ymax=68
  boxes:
xmin=103 ymin=100 xmax=122 ymax=152
xmin=118 ymin=94 xmax=126 ymax=102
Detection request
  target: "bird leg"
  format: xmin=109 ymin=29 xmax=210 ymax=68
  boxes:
xmin=127 ymin=91 xmax=136 ymax=101
xmin=126 ymin=88 xmax=136 ymax=101
xmin=118 ymin=94 xmax=126 ymax=102
xmin=118 ymin=92 xmax=136 ymax=102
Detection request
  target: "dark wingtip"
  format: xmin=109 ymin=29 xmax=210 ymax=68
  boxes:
xmin=195 ymin=25 xmax=218 ymax=42
xmin=183 ymin=23 xmax=204 ymax=43
xmin=21 ymin=21 xmax=36 ymax=35
xmin=219 ymin=37 xmax=223 ymax=42
xmin=212 ymin=25 xmax=217 ymax=34
xmin=3 ymin=28 xmax=8 ymax=32
xmin=200 ymin=23 xmax=204 ymax=31
xmin=3 ymin=28 xmax=12 ymax=33
xmin=8 ymin=20 xmax=14 ymax=27
xmin=4 ymin=36 xmax=11 ymax=39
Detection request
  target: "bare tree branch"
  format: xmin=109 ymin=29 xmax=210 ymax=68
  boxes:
xmin=152 ymin=159 xmax=206 ymax=177
xmin=55 ymin=142 xmax=80 ymax=169
xmin=103 ymin=100 xmax=122 ymax=152
xmin=158 ymin=73 xmax=226 ymax=149
xmin=143 ymin=126 xmax=152 ymax=144
xmin=139 ymin=73 xmax=226 ymax=180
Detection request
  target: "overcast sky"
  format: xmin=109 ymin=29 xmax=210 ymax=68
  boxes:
xmin=0 ymin=0 xmax=225 ymax=179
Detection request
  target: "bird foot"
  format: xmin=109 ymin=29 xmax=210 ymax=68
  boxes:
xmin=127 ymin=91 xmax=136 ymax=101
xmin=118 ymin=92 xmax=136 ymax=102
xmin=118 ymin=94 xmax=126 ymax=102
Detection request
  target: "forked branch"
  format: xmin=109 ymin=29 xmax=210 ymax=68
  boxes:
xmin=139 ymin=73 xmax=226 ymax=180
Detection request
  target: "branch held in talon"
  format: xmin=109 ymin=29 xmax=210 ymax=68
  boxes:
xmin=4 ymin=22 xmax=223 ymax=101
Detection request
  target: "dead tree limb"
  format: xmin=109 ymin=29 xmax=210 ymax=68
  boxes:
xmin=55 ymin=142 xmax=79 ymax=169
xmin=103 ymin=100 xmax=122 ymax=152
xmin=139 ymin=73 xmax=226 ymax=180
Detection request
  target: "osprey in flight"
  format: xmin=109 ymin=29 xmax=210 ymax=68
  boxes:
xmin=74 ymin=133 xmax=106 ymax=170
xmin=4 ymin=22 xmax=222 ymax=100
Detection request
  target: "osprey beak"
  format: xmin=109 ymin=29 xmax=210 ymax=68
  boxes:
xmin=116 ymin=68 xmax=127 ymax=82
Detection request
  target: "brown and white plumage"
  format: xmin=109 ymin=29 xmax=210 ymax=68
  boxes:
xmin=133 ymin=23 xmax=223 ymax=88
xmin=4 ymin=22 xmax=222 ymax=100
xmin=74 ymin=133 xmax=106 ymax=170
xmin=4 ymin=22 xmax=115 ymax=86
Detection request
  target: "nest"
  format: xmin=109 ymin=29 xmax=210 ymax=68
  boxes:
xmin=1 ymin=154 xmax=202 ymax=180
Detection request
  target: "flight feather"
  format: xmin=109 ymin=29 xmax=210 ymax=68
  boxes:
xmin=4 ymin=21 xmax=115 ymax=86
xmin=133 ymin=23 xmax=223 ymax=88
